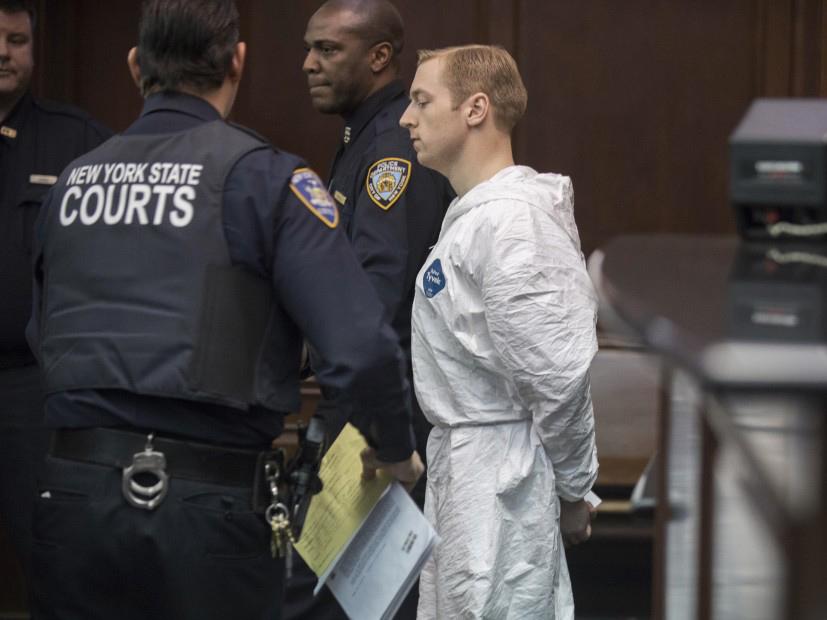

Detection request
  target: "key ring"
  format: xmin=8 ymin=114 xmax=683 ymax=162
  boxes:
xmin=266 ymin=501 xmax=289 ymax=525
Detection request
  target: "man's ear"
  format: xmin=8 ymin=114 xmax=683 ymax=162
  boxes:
xmin=368 ymin=41 xmax=393 ymax=73
xmin=229 ymin=41 xmax=246 ymax=83
xmin=465 ymin=92 xmax=490 ymax=127
xmin=127 ymin=47 xmax=142 ymax=90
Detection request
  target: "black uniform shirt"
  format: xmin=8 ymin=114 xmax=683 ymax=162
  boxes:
xmin=35 ymin=93 xmax=415 ymax=457
xmin=327 ymin=80 xmax=453 ymax=354
xmin=0 ymin=92 xmax=111 ymax=366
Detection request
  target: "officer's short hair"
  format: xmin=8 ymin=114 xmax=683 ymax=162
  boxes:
xmin=358 ymin=0 xmax=403 ymax=70
xmin=417 ymin=45 xmax=527 ymax=133
xmin=319 ymin=0 xmax=404 ymax=70
xmin=0 ymin=0 xmax=37 ymax=30
xmin=136 ymin=0 xmax=239 ymax=97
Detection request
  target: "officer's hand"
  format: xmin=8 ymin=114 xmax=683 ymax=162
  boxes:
xmin=560 ymin=498 xmax=593 ymax=547
xmin=360 ymin=448 xmax=424 ymax=493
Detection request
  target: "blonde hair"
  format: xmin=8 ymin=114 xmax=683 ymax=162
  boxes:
xmin=417 ymin=44 xmax=527 ymax=132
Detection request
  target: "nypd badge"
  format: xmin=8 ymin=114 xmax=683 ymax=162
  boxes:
xmin=366 ymin=158 xmax=411 ymax=211
xmin=290 ymin=168 xmax=339 ymax=228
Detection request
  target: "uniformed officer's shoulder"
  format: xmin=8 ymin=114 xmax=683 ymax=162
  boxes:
xmin=357 ymin=106 xmax=417 ymax=212
xmin=224 ymin=122 xmax=302 ymax=173
xmin=373 ymin=107 xmax=415 ymax=154
xmin=32 ymin=97 xmax=112 ymax=143
xmin=287 ymin=166 xmax=339 ymax=229
xmin=34 ymin=97 xmax=98 ymax=121
xmin=226 ymin=121 xmax=274 ymax=147
xmin=226 ymin=122 xmax=303 ymax=164
xmin=228 ymin=121 xmax=333 ymax=225
xmin=368 ymin=109 xmax=416 ymax=171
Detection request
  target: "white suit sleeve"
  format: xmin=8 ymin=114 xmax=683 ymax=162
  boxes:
xmin=472 ymin=191 xmax=599 ymax=501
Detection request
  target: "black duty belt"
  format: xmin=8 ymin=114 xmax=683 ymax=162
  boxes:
xmin=51 ymin=427 xmax=262 ymax=488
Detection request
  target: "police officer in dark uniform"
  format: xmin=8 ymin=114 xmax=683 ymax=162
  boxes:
xmin=26 ymin=1 xmax=422 ymax=619
xmin=0 ymin=0 xmax=111 ymax=593
xmin=286 ymin=1 xmax=453 ymax=618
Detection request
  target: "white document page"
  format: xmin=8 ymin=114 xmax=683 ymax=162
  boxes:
xmin=320 ymin=482 xmax=439 ymax=620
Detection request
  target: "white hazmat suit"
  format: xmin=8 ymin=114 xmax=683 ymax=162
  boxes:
xmin=413 ymin=166 xmax=599 ymax=619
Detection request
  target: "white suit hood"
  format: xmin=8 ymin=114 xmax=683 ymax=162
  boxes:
xmin=441 ymin=165 xmax=583 ymax=255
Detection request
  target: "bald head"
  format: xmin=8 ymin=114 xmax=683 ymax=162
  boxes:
xmin=315 ymin=0 xmax=403 ymax=64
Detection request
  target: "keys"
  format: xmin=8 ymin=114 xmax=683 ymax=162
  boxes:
xmin=267 ymin=502 xmax=296 ymax=562
xmin=269 ymin=508 xmax=290 ymax=558
xmin=263 ymin=459 xmax=296 ymax=575
xmin=285 ymin=539 xmax=294 ymax=580
xmin=270 ymin=516 xmax=284 ymax=558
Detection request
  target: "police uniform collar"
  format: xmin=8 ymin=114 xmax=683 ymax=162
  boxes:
xmin=0 ymin=90 xmax=33 ymax=141
xmin=341 ymin=80 xmax=405 ymax=147
xmin=141 ymin=91 xmax=222 ymax=123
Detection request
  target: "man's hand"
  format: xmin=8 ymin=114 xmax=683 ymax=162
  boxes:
xmin=360 ymin=448 xmax=424 ymax=493
xmin=560 ymin=498 xmax=595 ymax=547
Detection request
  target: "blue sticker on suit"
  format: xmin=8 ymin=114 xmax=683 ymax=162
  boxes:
xmin=423 ymin=259 xmax=446 ymax=298
xmin=290 ymin=167 xmax=339 ymax=228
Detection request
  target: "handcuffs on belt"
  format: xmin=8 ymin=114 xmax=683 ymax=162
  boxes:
xmin=120 ymin=419 xmax=326 ymax=570
xmin=121 ymin=433 xmax=169 ymax=510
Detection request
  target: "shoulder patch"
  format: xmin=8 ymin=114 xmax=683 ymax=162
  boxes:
xmin=366 ymin=157 xmax=411 ymax=211
xmin=290 ymin=168 xmax=339 ymax=228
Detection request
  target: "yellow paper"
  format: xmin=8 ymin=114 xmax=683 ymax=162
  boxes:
xmin=294 ymin=423 xmax=391 ymax=576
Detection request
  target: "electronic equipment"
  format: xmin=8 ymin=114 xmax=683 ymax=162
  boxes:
xmin=730 ymin=99 xmax=827 ymax=240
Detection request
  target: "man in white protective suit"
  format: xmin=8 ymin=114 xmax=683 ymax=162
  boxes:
xmin=399 ymin=44 xmax=599 ymax=619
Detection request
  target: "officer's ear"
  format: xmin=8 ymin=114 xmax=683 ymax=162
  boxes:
xmin=228 ymin=41 xmax=246 ymax=84
xmin=127 ymin=47 xmax=142 ymax=91
xmin=368 ymin=41 xmax=393 ymax=74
